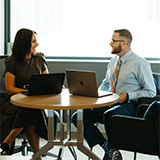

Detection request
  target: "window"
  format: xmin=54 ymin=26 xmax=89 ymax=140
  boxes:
xmin=9 ymin=0 xmax=160 ymax=58
xmin=0 ymin=0 xmax=4 ymax=55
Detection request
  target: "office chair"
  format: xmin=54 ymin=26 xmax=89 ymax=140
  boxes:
xmin=108 ymin=101 xmax=160 ymax=160
xmin=88 ymin=72 xmax=160 ymax=160
xmin=107 ymin=72 xmax=160 ymax=160
xmin=0 ymin=55 xmax=60 ymax=158
xmin=0 ymin=56 xmax=7 ymax=103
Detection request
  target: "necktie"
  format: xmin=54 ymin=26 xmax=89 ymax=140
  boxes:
xmin=110 ymin=58 xmax=122 ymax=92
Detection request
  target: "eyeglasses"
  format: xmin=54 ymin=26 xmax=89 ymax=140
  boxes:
xmin=111 ymin=39 xmax=124 ymax=44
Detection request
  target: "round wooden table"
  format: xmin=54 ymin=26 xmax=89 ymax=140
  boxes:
xmin=11 ymin=89 xmax=119 ymax=160
xmin=11 ymin=89 xmax=119 ymax=110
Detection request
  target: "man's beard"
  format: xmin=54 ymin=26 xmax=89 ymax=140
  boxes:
xmin=111 ymin=44 xmax=122 ymax=54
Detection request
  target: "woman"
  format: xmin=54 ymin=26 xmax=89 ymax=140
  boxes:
xmin=0 ymin=28 xmax=49 ymax=160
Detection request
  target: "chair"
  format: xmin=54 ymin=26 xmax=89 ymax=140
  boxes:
xmin=88 ymin=72 xmax=160 ymax=160
xmin=137 ymin=72 xmax=160 ymax=107
xmin=0 ymin=55 xmax=60 ymax=158
xmin=153 ymin=72 xmax=160 ymax=95
xmin=108 ymin=72 xmax=160 ymax=160
xmin=0 ymin=56 xmax=8 ymax=103
xmin=108 ymin=101 xmax=160 ymax=160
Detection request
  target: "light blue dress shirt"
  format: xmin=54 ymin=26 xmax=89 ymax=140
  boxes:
xmin=99 ymin=50 xmax=156 ymax=102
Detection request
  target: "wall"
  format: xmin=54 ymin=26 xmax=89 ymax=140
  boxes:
xmin=48 ymin=60 xmax=160 ymax=87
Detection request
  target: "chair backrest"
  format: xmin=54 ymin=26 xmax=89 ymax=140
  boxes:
xmin=153 ymin=72 xmax=160 ymax=95
xmin=0 ymin=55 xmax=8 ymax=96
xmin=143 ymin=101 xmax=160 ymax=121
xmin=143 ymin=101 xmax=160 ymax=157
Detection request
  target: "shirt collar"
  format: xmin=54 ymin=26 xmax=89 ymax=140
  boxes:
xmin=120 ymin=49 xmax=133 ymax=63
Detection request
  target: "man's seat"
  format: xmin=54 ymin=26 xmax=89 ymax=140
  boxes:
xmin=108 ymin=101 xmax=160 ymax=160
xmin=88 ymin=72 xmax=160 ymax=160
xmin=108 ymin=72 xmax=160 ymax=160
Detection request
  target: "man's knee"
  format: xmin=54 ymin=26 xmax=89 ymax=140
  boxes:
xmin=103 ymin=103 xmax=136 ymax=121
xmin=103 ymin=109 xmax=114 ymax=123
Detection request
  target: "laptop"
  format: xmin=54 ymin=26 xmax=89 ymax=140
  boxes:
xmin=21 ymin=73 xmax=65 ymax=96
xmin=66 ymin=69 xmax=112 ymax=97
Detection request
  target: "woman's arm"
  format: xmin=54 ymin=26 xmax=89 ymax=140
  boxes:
xmin=5 ymin=72 xmax=27 ymax=95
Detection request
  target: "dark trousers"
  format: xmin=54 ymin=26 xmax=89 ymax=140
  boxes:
xmin=72 ymin=102 xmax=137 ymax=148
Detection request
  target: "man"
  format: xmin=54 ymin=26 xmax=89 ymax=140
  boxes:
xmin=72 ymin=29 xmax=156 ymax=160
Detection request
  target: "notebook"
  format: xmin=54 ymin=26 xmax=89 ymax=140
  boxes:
xmin=21 ymin=73 xmax=65 ymax=96
xmin=66 ymin=69 xmax=112 ymax=97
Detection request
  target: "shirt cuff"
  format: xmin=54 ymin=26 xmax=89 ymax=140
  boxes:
xmin=128 ymin=92 xmax=137 ymax=101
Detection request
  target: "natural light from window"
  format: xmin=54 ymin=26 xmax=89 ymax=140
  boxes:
xmin=11 ymin=0 xmax=160 ymax=58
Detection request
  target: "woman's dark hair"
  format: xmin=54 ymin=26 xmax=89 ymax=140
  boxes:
xmin=12 ymin=28 xmax=37 ymax=62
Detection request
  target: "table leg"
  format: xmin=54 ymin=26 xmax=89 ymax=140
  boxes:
xmin=32 ymin=109 xmax=54 ymax=160
xmin=77 ymin=109 xmax=100 ymax=160
xmin=57 ymin=110 xmax=77 ymax=160
xmin=67 ymin=110 xmax=71 ymax=139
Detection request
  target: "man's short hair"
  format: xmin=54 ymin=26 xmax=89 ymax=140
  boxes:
xmin=114 ymin=29 xmax=132 ymax=46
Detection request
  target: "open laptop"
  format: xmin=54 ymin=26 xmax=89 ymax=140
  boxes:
xmin=66 ymin=69 xmax=112 ymax=97
xmin=21 ymin=73 xmax=65 ymax=96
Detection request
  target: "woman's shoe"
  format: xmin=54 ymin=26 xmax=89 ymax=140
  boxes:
xmin=1 ymin=143 xmax=10 ymax=153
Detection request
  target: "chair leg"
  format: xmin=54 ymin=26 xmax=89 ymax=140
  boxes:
xmin=134 ymin=152 xmax=137 ymax=160
xmin=53 ymin=110 xmax=60 ymax=140
xmin=21 ymin=138 xmax=29 ymax=156
xmin=13 ymin=138 xmax=31 ymax=156
xmin=54 ymin=116 xmax=58 ymax=140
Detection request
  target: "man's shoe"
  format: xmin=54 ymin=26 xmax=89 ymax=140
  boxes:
xmin=107 ymin=150 xmax=122 ymax=160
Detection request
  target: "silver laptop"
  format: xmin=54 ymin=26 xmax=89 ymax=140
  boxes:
xmin=21 ymin=73 xmax=65 ymax=96
xmin=66 ymin=69 xmax=112 ymax=97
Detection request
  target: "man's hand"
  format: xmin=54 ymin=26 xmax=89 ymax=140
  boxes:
xmin=109 ymin=93 xmax=128 ymax=108
xmin=118 ymin=93 xmax=128 ymax=104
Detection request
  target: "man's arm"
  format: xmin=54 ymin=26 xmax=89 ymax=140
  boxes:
xmin=127 ymin=60 xmax=156 ymax=101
